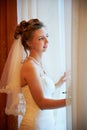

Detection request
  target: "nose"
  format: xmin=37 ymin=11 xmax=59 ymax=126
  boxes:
xmin=45 ymin=37 xmax=49 ymax=44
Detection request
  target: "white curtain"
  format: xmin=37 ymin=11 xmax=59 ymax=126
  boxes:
xmin=17 ymin=0 xmax=67 ymax=129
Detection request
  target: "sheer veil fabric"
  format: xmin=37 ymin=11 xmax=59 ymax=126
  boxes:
xmin=0 ymin=37 xmax=26 ymax=116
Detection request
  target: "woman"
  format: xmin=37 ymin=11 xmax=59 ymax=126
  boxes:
xmin=14 ymin=19 xmax=66 ymax=130
xmin=0 ymin=18 xmax=66 ymax=130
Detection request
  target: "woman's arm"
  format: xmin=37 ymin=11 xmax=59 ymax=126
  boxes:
xmin=21 ymin=62 xmax=66 ymax=110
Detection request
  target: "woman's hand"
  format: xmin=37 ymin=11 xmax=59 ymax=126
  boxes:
xmin=55 ymin=72 xmax=67 ymax=88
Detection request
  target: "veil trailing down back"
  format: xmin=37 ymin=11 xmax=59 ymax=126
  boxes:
xmin=0 ymin=37 xmax=26 ymax=116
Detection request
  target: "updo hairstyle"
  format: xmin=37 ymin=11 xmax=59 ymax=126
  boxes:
xmin=14 ymin=19 xmax=45 ymax=54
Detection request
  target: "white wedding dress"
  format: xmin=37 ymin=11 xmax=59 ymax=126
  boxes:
xmin=0 ymin=38 xmax=61 ymax=130
xmin=18 ymin=73 xmax=57 ymax=130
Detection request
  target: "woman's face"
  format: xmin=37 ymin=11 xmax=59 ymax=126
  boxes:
xmin=29 ymin=27 xmax=49 ymax=53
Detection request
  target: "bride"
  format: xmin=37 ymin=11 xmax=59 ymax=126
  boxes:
xmin=0 ymin=18 xmax=66 ymax=130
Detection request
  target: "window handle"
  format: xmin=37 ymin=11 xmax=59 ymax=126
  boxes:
xmin=62 ymin=91 xmax=67 ymax=94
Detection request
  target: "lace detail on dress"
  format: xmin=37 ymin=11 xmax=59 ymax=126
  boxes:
xmin=1 ymin=85 xmax=26 ymax=116
xmin=5 ymin=91 xmax=26 ymax=116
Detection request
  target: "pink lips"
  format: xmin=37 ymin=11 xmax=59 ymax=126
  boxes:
xmin=43 ymin=45 xmax=48 ymax=49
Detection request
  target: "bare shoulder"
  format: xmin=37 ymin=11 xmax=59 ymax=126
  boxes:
xmin=21 ymin=59 xmax=39 ymax=80
xmin=21 ymin=58 xmax=41 ymax=87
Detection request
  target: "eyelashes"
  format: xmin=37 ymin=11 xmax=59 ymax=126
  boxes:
xmin=39 ymin=37 xmax=44 ymax=40
xmin=38 ymin=34 xmax=49 ymax=40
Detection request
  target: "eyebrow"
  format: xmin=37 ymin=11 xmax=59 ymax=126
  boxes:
xmin=39 ymin=33 xmax=48 ymax=37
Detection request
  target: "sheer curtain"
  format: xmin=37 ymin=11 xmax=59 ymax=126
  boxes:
xmin=17 ymin=0 xmax=66 ymax=129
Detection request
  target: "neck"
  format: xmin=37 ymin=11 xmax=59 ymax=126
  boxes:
xmin=29 ymin=53 xmax=45 ymax=74
xmin=29 ymin=51 xmax=42 ymax=63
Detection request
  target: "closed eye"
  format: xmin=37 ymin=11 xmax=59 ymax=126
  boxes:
xmin=38 ymin=37 xmax=44 ymax=40
xmin=38 ymin=34 xmax=49 ymax=41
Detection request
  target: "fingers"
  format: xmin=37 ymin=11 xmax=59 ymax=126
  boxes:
xmin=63 ymin=71 xmax=71 ymax=81
xmin=62 ymin=72 xmax=67 ymax=81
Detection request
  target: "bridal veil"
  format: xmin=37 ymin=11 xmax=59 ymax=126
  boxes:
xmin=0 ymin=37 xmax=26 ymax=116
